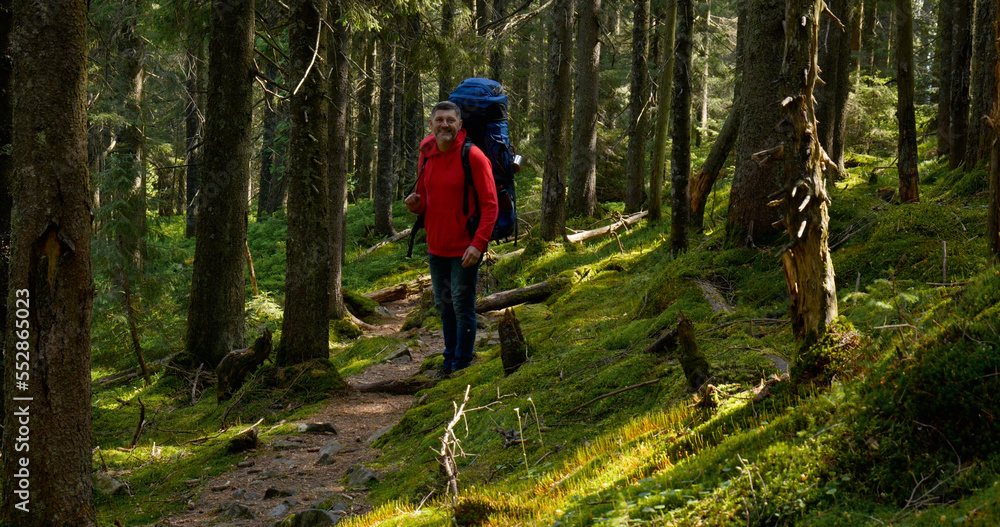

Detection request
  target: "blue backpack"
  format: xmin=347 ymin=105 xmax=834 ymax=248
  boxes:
xmin=448 ymin=78 xmax=518 ymax=243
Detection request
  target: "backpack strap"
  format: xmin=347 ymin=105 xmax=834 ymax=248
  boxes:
xmin=406 ymin=156 xmax=431 ymax=258
xmin=461 ymin=140 xmax=479 ymax=218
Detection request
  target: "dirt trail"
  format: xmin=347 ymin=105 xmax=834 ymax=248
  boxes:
xmin=160 ymin=295 xmax=445 ymax=526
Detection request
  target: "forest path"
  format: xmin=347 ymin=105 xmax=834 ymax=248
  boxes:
xmin=161 ymin=294 xmax=450 ymax=527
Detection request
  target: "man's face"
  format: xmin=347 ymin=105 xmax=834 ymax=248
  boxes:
xmin=430 ymin=109 xmax=462 ymax=143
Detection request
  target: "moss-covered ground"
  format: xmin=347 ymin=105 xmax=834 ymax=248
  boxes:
xmin=85 ymin=149 xmax=1000 ymax=526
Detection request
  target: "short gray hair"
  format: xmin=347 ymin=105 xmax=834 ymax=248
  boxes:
xmin=431 ymin=101 xmax=461 ymax=118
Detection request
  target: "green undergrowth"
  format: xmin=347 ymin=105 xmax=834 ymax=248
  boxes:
xmin=87 ymin=153 xmax=1000 ymax=526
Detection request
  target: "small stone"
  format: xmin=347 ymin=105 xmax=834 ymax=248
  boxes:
xmin=346 ymin=465 xmax=378 ymax=488
xmin=384 ymin=346 xmax=411 ymax=364
xmin=297 ymin=422 xmax=339 ymax=435
xmin=215 ymin=502 xmax=254 ymax=520
xmin=269 ymin=502 xmax=292 ymax=518
xmin=187 ymin=500 xmax=195 ymax=510
xmin=231 ymin=488 xmax=260 ymax=500
xmin=279 ymin=508 xmax=341 ymax=527
xmin=209 ymin=480 xmax=231 ymax=492
xmin=237 ymin=460 xmax=255 ymax=468
xmin=366 ymin=426 xmax=393 ymax=446
xmin=316 ymin=441 xmax=346 ymax=466
xmin=92 ymin=472 xmax=124 ymax=495
xmin=264 ymin=487 xmax=297 ymax=499
xmin=273 ymin=440 xmax=305 ymax=451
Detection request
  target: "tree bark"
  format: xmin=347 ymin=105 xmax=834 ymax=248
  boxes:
xmin=217 ymin=329 xmax=272 ymax=401
xmin=625 ymin=0 xmax=651 ymax=213
xmin=499 ymin=309 xmax=527 ymax=375
xmin=0 ymin=0 xmax=11 ymax=422
xmin=329 ymin=3 xmax=350 ymax=320
xmin=490 ymin=0 xmax=505 ymax=82
xmin=895 ymin=0 xmax=919 ymax=203
xmin=186 ymin=0 xmax=254 ymax=368
xmin=2 ymin=1 xmax=95 ymax=524
xmin=949 ymin=0 xmax=972 ymax=170
xmin=568 ymin=0 xmax=602 ymax=218
xmin=278 ymin=0 xmax=336 ymax=366
xmin=689 ymin=107 xmax=739 ymax=230
xmin=355 ymin=34 xmax=376 ymax=201
xmin=438 ymin=0 xmax=455 ymax=101
xmin=989 ymin=9 xmax=1000 ymax=262
xmin=725 ymin=0 xmax=783 ymax=247
xmin=965 ymin=0 xmax=997 ymax=169
xmin=540 ymin=0 xmax=573 ymax=240
xmin=257 ymin=0 xmax=282 ymax=220
xmin=184 ymin=9 xmax=204 ymax=237
xmin=374 ymin=36 xmax=397 ymax=236
xmin=829 ymin=0 xmax=856 ymax=174
xmin=649 ymin=0 xmax=677 ymax=222
xmin=779 ymin=0 xmax=839 ymax=349
xmin=669 ymin=0 xmax=693 ymax=255
xmin=936 ymin=2 xmax=953 ymax=158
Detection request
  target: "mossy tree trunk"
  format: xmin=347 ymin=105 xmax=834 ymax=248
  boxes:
xmin=2 ymin=1 xmax=95 ymax=524
xmin=0 ymin=0 xmax=11 ymax=421
xmin=648 ymin=0 xmax=676 ymax=222
xmin=540 ymin=0 xmax=573 ymax=240
xmin=186 ymin=0 xmax=254 ymax=368
xmin=895 ymin=0 xmax=919 ymax=203
xmin=669 ymin=0 xmax=693 ymax=255
xmin=278 ymin=0 xmax=336 ymax=367
xmin=779 ymin=0 xmax=839 ymax=349
xmin=965 ymin=0 xmax=997 ymax=169
xmin=949 ymin=0 xmax=972 ymax=170
xmin=624 ymin=0 xmax=650 ymax=214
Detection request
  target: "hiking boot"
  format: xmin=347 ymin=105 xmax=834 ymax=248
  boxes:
xmin=430 ymin=367 xmax=452 ymax=379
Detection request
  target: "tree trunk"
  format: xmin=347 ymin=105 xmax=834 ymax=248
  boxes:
xmin=895 ymin=0 xmax=919 ymax=203
xmin=540 ymin=0 xmax=573 ymax=240
xmin=278 ymin=0 xmax=336 ymax=366
xmin=2 ymin=1 xmax=95 ymax=524
xmin=490 ymin=0 xmax=505 ymax=82
xmin=184 ymin=5 xmax=204 ymax=238
xmin=568 ymin=0 xmax=601 ymax=218
xmin=937 ymin=2 xmax=953 ymax=158
xmin=949 ymin=0 xmax=972 ymax=170
xmin=725 ymin=0 xmax=783 ymax=247
xmin=669 ymin=0 xmax=693 ymax=255
xmin=965 ymin=0 xmax=997 ymax=169
xmin=0 ymin=0 xmax=11 ymax=436
xmin=438 ymin=0 xmax=455 ymax=101
xmin=217 ymin=328 xmax=272 ymax=401
xmin=989 ymin=9 xmax=1000 ymax=262
xmin=625 ymin=0 xmax=651 ymax=213
xmin=398 ymin=15 xmax=423 ymax=201
xmin=374 ymin=36 xmax=397 ymax=236
xmin=689 ymin=107 xmax=739 ymax=230
xmin=696 ymin=0 xmax=711 ymax=148
xmin=815 ymin=0 xmax=847 ymax=156
xmin=649 ymin=0 xmax=677 ymax=222
xmin=355 ymin=34 xmax=376 ymax=201
xmin=829 ymin=0 xmax=856 ymax=174
xmin=186 ymin=0 xmax=254 ymax=368
xmin=475 ymin=277 xmax=571 ymax=313
xmin=257 ymin=0 xmax=282 ymax=220
xmin=329 ymin=3 xmax=350 ymax=320
xmin=499 ymin=309 xmax=527 ymax=375
xmin=779 ymin=0 xmax=838 ymax=349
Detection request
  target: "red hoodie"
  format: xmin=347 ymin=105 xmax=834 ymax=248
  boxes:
xmin=413 ymin=129 xmax=499 ymax=257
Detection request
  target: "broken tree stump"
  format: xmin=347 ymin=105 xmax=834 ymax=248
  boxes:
xmin=498 ymin=309 xmax=527 ymax=375
xmin=644 ymin=326 xmax=679 ymax=354
xmin=475 ymin=276 xmax=571 ymax=314
xmin=216 ymin=328 xmax=273 ymax=402
xmin=677 ymin=313 xmax=710 ymax=391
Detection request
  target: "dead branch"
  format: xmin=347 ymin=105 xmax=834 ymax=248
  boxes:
xmin=476 ymin=277 xmax=571 ymax=313
xmin=566 ymin=211 xmax=647 ymax=243
xmin=362 ymin=229 xmax=412 ymax=256
xmin=563 ymin=378 xmax=663 ymax=414
xmin=130 ymin=397 xmax=146 ymax=449
xmin=95 ymin=353 xmax=180 ymax=386
xmin=751 ymin=145 xmax=784 ymax=165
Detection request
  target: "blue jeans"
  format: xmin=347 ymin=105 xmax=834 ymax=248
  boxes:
xmin=428 ymin=254 xmax=480 ymax=371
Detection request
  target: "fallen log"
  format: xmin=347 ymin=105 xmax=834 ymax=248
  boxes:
xmin=95 ymin=353 xmax=180 ymax=386
xmin=353 ymin=376 xmax=440 ymax=395
xmin=475 ymin=276 xmax=571 ymax=314
xmin=216 ymin=328 xmax=273 ymax=402
xmin=362 ymin=229 xmax=412 ymax=256
xmin=365 ymin=275 xmax=431 ymax=304
xmin=565 ymin=211 xmax=647 ymax=243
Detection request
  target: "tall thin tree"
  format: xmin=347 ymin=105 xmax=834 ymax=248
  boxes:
xmin=0 ymin=0 xmax=11 ymax=432
xmin=329 ymin=0 xmax=350 ymax=319
xmin=2 ymin=1 xmax=95 ymax=524
xmin=669 ymin=0 xmax=693 ymax=254
xmin=567 ymin=0 xmax=602 ymax=218
xmin=541 ymin=0 xmax=573 ymax=239
xmin=936 ymin=4 xmax=953 ymax=158
xmin=373 ymin=34 xmax=397 ymax=236
xmin=895 ymin=0 xmax=919 ymax=203
xmin=949 ymin=0 xmax=972 ymax=169
xmin=186 ymin=0 xmax=254 ymax=368
xmin=625 ymin=0 xmax=651 ymax=213
xmin=649 ymin=0 xmax=677 ymax=222
xmin=965 ymin=0 xmax=997 ymax=169
xmin=989 ymin=7 xmax=1000 ymax=262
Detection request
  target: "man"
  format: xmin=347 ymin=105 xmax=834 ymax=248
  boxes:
xmin=405 ymin=101 xmax=498 ymax=377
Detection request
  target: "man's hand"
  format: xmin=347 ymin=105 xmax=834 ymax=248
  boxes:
xmin=462 ymin=246 xmax=482 ymax=268
xmin=404 ymin=193 xmax=422 ymax=213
